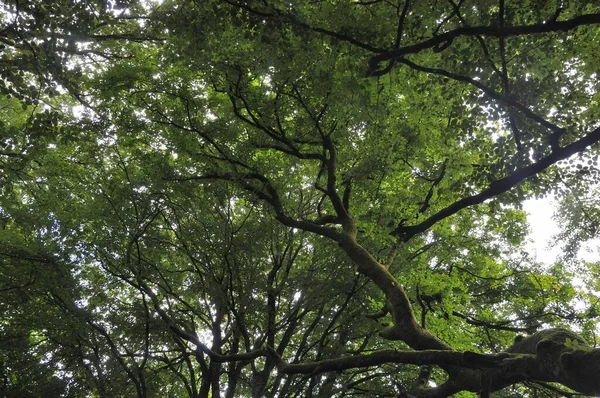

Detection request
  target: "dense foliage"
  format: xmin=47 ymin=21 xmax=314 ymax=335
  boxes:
xmin=1 ymin=0 xmax=600 ymax=396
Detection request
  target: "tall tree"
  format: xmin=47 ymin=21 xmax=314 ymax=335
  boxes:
xmin=2 ymin=0 xmax=600 ymax=396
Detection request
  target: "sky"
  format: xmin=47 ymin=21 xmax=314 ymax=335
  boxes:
xmin=524 ymin=196 xmax=599 ymax=265
xmin=523 ymin=197 xmax=561 ymax=265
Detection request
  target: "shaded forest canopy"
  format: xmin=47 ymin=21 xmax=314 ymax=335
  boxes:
xmin=1 ymin=0 xmax=600 ymax=397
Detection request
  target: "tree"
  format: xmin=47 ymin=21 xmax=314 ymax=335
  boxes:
xmin=2 ymin=0 xmax=600 ymax=396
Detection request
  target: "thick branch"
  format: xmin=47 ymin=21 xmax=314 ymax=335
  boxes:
xmin=368 ymin=13 xmax=600 ymax=74
xmin=273 ymin=349 xmax=482 ymax=374
xmin=393 ymin=125 xmax=600 ymax=240
xmin=336 ymin=234 xmax=450 ymax=351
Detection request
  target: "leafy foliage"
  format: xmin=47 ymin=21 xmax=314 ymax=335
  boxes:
xmin=1 ymin=0 xmax=600 ymax=397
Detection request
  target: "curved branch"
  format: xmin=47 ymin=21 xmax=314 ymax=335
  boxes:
xmin=395 ymin=58 xmax=564 ymax=135
xmin=368 ymin=13 xmax=600 ymax=74
xmin=221 ymin=0 xmax=385 ymax=53
xmin=323 ymin=135 xmax=350 ymax=222
xmin=418 ymin=159 xmax=448 ymax=214
xmin=393 ymin=124 xmax=600 ymax=240
xmin=270 ymin=348 xmax=497 ymax=374
xmin=168 ymin=173 xmax=344 ymax=240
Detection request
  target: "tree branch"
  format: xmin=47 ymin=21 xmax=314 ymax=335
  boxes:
xmin=270 ymin=348 xmax=486 ymax=374
xmin=168 ymin=173 xmax=344 ymax=240
xmin=393 ymin=125 xmax=600 ymax=240
xmin=368 ymin=13 xmax=600 ymax=74
xmin=395 ymin=58 xmax=565 ymax=135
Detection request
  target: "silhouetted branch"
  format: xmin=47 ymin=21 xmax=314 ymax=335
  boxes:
xmin=368 ymin=13 xmax=600 ymax=75
xmin=393 ymin=125 xmax=600 ymax=240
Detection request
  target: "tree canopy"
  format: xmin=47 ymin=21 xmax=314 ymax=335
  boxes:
xmin=1 ymin=0 xmax=600 ymax=396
